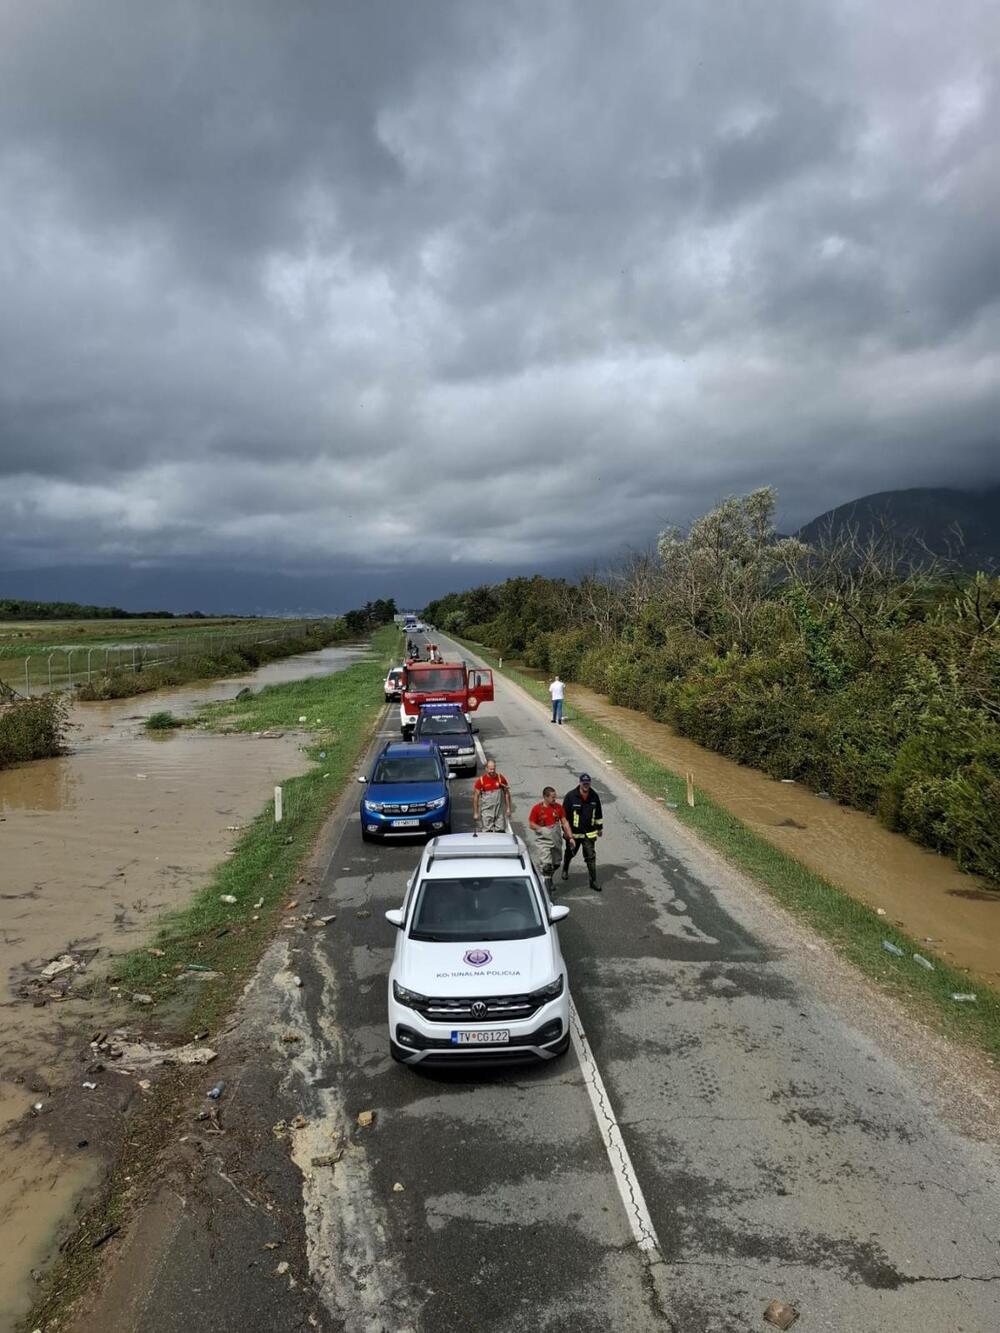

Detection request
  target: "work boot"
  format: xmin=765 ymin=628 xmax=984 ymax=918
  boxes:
xmin=561 ymin=866 xmax=569 ymax=882
xmin=590 ymin=881 xmax=601 ymax=892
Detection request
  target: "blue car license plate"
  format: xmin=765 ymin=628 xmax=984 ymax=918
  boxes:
xmin=391 ymin=818 xmax=420 ymax=827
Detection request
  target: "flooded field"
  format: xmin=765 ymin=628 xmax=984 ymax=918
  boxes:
xmin=0 ymin=642 xmax=366 ymax=1324
xmin=567 ymin=683 xmax=1000 ymax=986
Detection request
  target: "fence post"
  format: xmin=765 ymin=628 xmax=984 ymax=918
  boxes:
xmin=48 ymin=653 xmax=54 ymax=688
xmin=86 ymin=648 xmax=94 ymax=681
xmin=274 ymin=785 xmax=284 ymax=823
xmin=25 ymin=656 xmax=30 ymax=693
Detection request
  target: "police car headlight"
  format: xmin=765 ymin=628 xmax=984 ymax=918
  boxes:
xmin=530 ymin=975 xmax=564 ymax=1003
xmin=457 ymin=747 xmax=475 ymax=755
xmin=393 ymin=982 xmax=428 ymax=1008
xmin=427 ymin=796 xmax=447 ymax=810
xmin=363 ymin=800 xmax=385 ymax=812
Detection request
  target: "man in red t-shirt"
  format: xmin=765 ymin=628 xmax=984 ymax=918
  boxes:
xmin=473 ymin=758 xmax=512 ymax=832
xmin=528 ymin=786 xmax=575 ymax=893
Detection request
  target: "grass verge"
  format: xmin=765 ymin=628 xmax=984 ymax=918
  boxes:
xmin=459 ymin=638 xmax=1000 ymax=1059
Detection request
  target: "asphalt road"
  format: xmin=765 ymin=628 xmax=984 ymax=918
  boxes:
xmin=74 ymin=630 xmax=1000 ymax=1333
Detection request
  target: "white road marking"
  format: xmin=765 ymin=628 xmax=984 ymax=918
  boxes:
xmin=569 ymin=997 xmax=662 ymax=1255
xmin=474 ymin=737 xmax=487 ymax=766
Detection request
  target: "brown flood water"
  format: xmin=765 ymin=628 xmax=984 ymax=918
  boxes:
xmin=564 ymin=682 xmax=1000 ymax=986
xmin=0 ymin=641 xmax=366 ymax=1325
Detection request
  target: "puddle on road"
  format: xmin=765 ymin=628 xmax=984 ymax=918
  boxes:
xmin=0 ymin=641 xmax=368 ymax=1323
xmin=564 ymin=683 xmax=1000 ymax=986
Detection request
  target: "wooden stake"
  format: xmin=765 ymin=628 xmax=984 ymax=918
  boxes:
xmin=686 ymin=772 xmax=695 ymax=807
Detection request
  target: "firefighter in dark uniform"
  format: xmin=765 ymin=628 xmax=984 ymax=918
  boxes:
xmin=561 ymin=773 xmax=603 ymax=892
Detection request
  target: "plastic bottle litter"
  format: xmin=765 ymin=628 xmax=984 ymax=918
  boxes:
xmin=951 ymin=993 xmax=978 ymax=1003
xmin=220 ymin=894 xmax=237 ymax=905
xmin=881 ymin=940 xmax=904 ymax=957
xmin=207 ymin=1081 xmax=225 ymax=1100
xmin=912 ymin=953 xmax=935 ymax=970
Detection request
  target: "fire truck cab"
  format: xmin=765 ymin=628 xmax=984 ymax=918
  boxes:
xmin=400 ymin=659 xmax=494 ymax=738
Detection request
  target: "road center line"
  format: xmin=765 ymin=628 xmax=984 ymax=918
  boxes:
xmin=569 ymin=1000 xmax=662 ymax=1255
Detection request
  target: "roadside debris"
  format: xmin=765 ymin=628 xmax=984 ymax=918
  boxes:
xmin=291 ymin=1114 xmax=308 ymax=1129
xmin=881 ymin=940 xmax=904 ymax=957
xmin=263 ymin=1241 xmax=280 ymax=1250
xmin=355 ymin=909 xmax=371 ymax=920
xmin=912 ymin=953 xmax=935 ymax=970
xmin=357 ymin=1109 xmax=376 ymax=1128
xmin=82 ymin=1081 xmax=97 ymax=1090
xmin=206 ymin=1082 xmax=225 ymax=1100
xmin=292 ymin=975 xmax=303 ymax=987
xmin=876 ymin=908 xmax=887 ymax=916
xmin=392 ymin=1182 xmax=404 ymax=1192
xmin=220 ymin=894 xmax=238 ymax=905
xmin=311 ymin=1150 xmax=343 ymax=1167
xmin=40 ymin=954 xmax=77 ymax=980
xmin=275 ymin=1261 xmax=289 ymax=1276
xmin=131 ymin=992 xmax=154 ymax=1005
xmin=147 ymin=947 xmax=165 ymax=958
xmin=89 ymin=1034 xmax=217 ymax=1070
xmin=951 ymin=993 xmax=978 ymax=1003
xmin=763 ymin=1301 xmax=799 ymax=1329
xmin=91 ymin=1225 xmax=121 ymax=1250
xmin=253 ymin=897 xmax=264 ymax=909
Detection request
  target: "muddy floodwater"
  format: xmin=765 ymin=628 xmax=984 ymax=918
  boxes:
xmin=566 ymin=682 xmax=1000 ymax=986
xmin=0 ymin=641 xmax=367 ymax=1325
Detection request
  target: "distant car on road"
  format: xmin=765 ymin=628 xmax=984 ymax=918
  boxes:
xmin=384 ymin=666 xmax=404 ymax=702
xmin=358 ymin=741 xmax=452 ymax=842
xmin=385 ymin=833 xmax=571 ymax=1065
xmin=412 ymin=702 xmax=478 ymax=774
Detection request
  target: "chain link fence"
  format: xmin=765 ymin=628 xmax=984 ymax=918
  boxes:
xmin=11 ymin=621 xmax=330 ymax=694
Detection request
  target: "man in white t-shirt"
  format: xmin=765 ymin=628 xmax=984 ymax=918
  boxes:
xmin=549 ymin=674 xmax=565 ymax=724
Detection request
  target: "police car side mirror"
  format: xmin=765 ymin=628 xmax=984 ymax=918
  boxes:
xmin=385 ymin=908 xmax=405 ymax=929
xmin=548 ymin=904 xmax=570 ymax=923
xmin=356 ymin=775 xmax=367 ymax=784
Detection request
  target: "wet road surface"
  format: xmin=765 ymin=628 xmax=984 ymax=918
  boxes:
xmin=71 ymin=631 xmax=1000 ymax=1332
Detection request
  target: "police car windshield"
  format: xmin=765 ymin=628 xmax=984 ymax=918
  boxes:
xmin=419 ymin=714 xmax=467 ymax=734
xmin=410 ymin=877 xmax=544 ymax=941
xmin=408 ymin=667 xmax=464 ymax=691
xmin=372 ymin=757 xmax=441 ymax=784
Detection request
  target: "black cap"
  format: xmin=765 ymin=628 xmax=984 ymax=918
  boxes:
xmin=578 ymin=773 xmax=592 ymax=784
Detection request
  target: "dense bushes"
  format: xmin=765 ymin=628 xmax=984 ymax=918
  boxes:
xmin=0 ymin=694 xmax=68 ymax=768
xmin=426 ymin=490 xmax=1000 ymax=884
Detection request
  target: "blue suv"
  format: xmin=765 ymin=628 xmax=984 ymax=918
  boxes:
xmin=412 ymin=703 xmax=478 ymax=775
xmin=359 ymin=740 xmax=452 ymax=842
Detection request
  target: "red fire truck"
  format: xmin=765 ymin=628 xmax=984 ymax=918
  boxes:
xmin=399 ymin=658 xmax=494 ymax=737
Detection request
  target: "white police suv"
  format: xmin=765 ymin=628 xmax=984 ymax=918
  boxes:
xmin=385 ymin=833 xmax=571 ymax=1065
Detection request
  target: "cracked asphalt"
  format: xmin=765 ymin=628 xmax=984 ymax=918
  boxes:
xmin=72 ymin=632 xmax=1000 ymax=1333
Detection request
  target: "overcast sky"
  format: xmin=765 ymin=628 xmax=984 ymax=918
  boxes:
xmin=1 ymin=0 xmax=998 ymax=607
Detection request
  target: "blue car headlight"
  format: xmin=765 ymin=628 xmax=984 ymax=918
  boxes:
xmin=427 ymin=796 xmax=447 ymax=810
xmin=364 ymin=800 xmax=385 ymax=812
xmin=529 ymin=975 xmax=564 ymax=1003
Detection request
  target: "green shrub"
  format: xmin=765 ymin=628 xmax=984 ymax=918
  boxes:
xmin=0 ymin=694 xmax=68 ymax=768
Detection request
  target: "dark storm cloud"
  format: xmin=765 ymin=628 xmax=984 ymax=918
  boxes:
xmin=1 ymin=0 xmax=998 ymax=599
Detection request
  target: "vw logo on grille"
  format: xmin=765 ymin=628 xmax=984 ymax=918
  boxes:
xmin=471 ymin=1001 xmax=488 ymax=1019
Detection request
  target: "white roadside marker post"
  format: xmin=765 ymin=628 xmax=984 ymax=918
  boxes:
xmin=274 ymin=785 xmax=284 ymax=823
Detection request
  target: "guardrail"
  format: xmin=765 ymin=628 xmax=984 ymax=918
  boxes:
xmin=9 ymin=621 xmax=331 ymax=694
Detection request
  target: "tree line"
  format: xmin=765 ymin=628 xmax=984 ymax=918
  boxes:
xmin=425 ymin=489 xmax=1000 ymax=885
xmin=0 ymin=599 xmax=211 ymax=621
